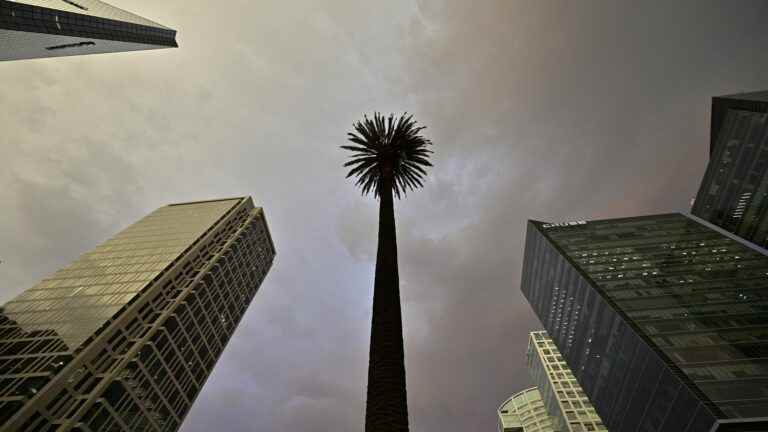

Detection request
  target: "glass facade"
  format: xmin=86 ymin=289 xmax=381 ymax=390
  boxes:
xmin=0 ymin=197 xmax=276 ymax=431
xmin=708 ymin=91 xmax=768 ymax=156
xmin=0 ymin=0 xmax=177 ymax=61
xmin=521 ymin=213 xmax=768 ymax=431
xmin=693 ymin=93 xmax=768 ymax=248
xmin=498 ymin=387 xmax=556 ymax=432
xmin=527 ymin=331 xmax=606 ymax=432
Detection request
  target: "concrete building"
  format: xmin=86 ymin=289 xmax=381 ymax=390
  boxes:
xmin=497 ymin=331 xmax=606 ymax=432
xmin=527 ymin=331 xmax=606 ymax=432
xmin=498 ymin=387 xmax=555 ymax=432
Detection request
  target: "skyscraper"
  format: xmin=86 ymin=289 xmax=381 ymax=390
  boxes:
xmin=0 ymin=0 xmax=177 ymax=61
xmin=527 ymin=331 xmax=606 ymax=432
xmin=708 ymin=91 xmax=768 ymax=156
xmin=0 ymin=197 xmax=275 ymax=431
xmin=521 ymin=213 xmax=768 ymax=432
xmin=692 ymin=91 xmax=768 ymax=247
xmin=497 ymin=331 xmax=606 ymax=432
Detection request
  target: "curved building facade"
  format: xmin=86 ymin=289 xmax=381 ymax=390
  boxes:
xmin=498 ymin=387 xmax=556 ymax=432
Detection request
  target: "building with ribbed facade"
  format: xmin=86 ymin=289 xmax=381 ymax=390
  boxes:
xmin=0 ymin=197 xmax=275 ymax=431
xmin=521 ymin=213 xmax=768 ymax=431
xmin=0 ymin=0 xmax=177 ymax=61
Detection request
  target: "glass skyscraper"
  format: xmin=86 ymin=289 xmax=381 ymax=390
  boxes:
xmin=0 ymin=0 xmax=177 ymax=61
xmin=521 ymin=213 xmax=768 ymax=431
xmin=708 ymin=91 xmax=768 ymax=156
xmin=0 ymin=197 xmax=275 ymax=431
xmin=692 ymin=91 xmax=768 ymax=248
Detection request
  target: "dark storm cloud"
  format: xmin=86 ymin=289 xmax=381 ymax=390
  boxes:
xmin=2 ymin=1 xmax=768 ymax=431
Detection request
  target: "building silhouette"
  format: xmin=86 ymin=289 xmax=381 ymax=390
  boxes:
xmin=521 ymin=213 xmax=768 ymax=431
xmin=693 ymin=91 xmax=768 ymax=247
xmin=0 ymin=0 xmax=177 ymax=61
xmin=0 ymin=197 xmax=275 ymax=431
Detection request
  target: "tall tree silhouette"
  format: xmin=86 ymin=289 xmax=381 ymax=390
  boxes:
xmin=342 ymin=112 xmax=433 ymax=431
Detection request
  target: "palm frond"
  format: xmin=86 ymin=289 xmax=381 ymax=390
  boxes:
xmin=341 ymin=112 xmax=433 ymax=199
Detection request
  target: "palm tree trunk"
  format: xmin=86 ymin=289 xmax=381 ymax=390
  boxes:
xmin=365 ymin=177 xmax=409 ymax=431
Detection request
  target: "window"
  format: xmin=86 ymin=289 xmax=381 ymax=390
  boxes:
xmin=46 ymin=41 xmax=96 ymax=51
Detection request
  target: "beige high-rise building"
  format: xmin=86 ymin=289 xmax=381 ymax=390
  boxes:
xmin=498 ymin=331 xmax=607 ymax=432
xmin=498 ymin=387 xmax=557 ymax=432
xmin=0 ymin=197 xmax=275 ymax=431
xmin=527 ymin=331 xmax=607 ymax=432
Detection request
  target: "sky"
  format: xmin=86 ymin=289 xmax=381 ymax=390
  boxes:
xmin=2 ymin=0 xmax=768 ymax=430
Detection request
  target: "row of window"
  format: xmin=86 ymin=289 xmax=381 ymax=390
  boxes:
xmin=11 ymin=282 xmax=145 ymax=302
xmin=52 ymin=262 xmax=169 ymax=279
xmin=6 ymin=201 xmax=253 ymax=431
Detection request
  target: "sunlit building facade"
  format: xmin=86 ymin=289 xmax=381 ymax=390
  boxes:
xmin=521 ymin=213 xmax=768 ymax=431
xmin=0 ymin=0 xmax=177 ymax=61
xmin=0 ymin=197 xmax=275 ymax=431
xmin=527 ymin=331 xmax=606 ymax=432
xmin=498 ymin=387 xmax=556 ymax=432
xmin=692 ymin=91 xmax=768 ymax=247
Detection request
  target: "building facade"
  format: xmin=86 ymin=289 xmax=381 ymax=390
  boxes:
xmin=497 ymin=331 xmax=606 ymax=432
xmin=708 ymin=91 xmax=768 ymax=156
xmin=0 ymin=0 xmax=177 ymax=61
xmin=521 ymin=213 xmax=768 ymax=431
xmin=498 ymin=387 xmax=556 ymax=432
xmin=527 ymin=331 xmax=606 ymax=432
xmin=0 ymin=197 xmax=275 ymax=431
xmin=692 ymin=91 xmax=768 ymax=247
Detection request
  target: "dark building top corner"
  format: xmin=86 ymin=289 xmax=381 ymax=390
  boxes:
xmin=710 ymin=90 xmax=768 ymax=156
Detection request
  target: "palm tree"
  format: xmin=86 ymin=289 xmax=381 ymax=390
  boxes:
xmin=342 ymin=112 xmax=433 ymax=431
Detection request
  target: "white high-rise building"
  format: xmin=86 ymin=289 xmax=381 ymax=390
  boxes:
xmin=0 ymin=0 xmax=177 ymax=61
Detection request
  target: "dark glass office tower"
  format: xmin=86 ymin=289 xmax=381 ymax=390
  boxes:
xmin=521 ymin=213 xmax=768 ymax=432
xmin=0 ymin=0 xmax=177 ymax=61
xmin=692 ymin=91 xmax=768 ymax=247
xmin=0 ymin=197 xmax=275 ymax=431
xmin=708 ymin=91 xmax=768 ymax=156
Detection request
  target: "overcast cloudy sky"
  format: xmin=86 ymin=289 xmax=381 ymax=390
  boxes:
xmin=2 ymin=1 xmax=768 ymax=430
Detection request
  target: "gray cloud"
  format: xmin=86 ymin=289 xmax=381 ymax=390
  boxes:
xmin=2 ymin=0 xmax=768 ymax=431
